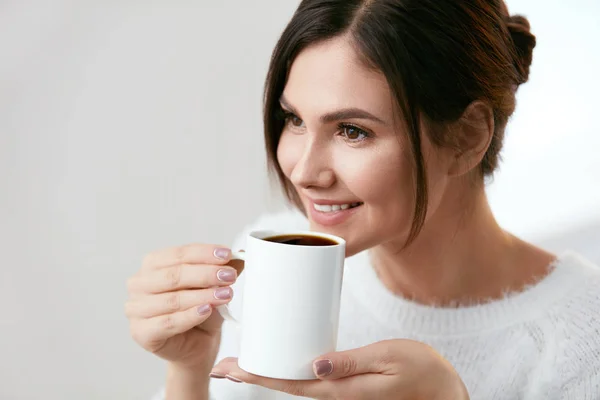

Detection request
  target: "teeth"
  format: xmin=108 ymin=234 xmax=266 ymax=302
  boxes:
xmin=313 ymin=203 xmax=361 ymax=213
xmin=314 ymin=204 xmax=333 ymax=212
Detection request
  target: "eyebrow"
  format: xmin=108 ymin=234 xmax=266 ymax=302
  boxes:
xmin=279 ymin=95 xmax=387 ymax=125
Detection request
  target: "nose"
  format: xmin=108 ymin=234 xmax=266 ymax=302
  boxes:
xmin=290 ymin=138 xmax=335 ymax=190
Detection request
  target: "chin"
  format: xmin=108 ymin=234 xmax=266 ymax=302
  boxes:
xmin=308 ymin=220 xmax=374 ymax=258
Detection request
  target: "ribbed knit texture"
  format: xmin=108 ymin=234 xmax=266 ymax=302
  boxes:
xmin=153 ymin=210 xmax=600 ymax=400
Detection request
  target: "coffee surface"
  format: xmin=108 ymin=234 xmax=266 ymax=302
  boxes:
xmin=264 ymin=234 xmax=337 ymax=246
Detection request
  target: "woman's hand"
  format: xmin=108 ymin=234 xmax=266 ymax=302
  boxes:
xmin=125 ymin=244 xmax=242 ymax=370
xmin=211 ymin=339 xmax=469 ymax=400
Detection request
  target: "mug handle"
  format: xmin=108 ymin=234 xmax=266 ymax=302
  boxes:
xmin=216 ymin=250 xmax=246 ymax=325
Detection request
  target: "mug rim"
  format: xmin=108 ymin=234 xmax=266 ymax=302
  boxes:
xmin=249 ymin=230 xmax=346 ymax=247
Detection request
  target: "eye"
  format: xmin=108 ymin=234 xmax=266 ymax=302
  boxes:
xmin=339 ymin=124 xmax=370 ymax=143
xmin=279 ymin=110 xmax=305 ymax=131
xmin=288 ymin=114 xmax=304 ymax=128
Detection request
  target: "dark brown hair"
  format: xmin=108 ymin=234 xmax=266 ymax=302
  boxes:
xmin=263 ymin=0 xmax=536 ymax=244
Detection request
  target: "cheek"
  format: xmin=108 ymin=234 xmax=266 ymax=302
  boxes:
xmin=341 ymin=144 xmax=413 ymax=208
xmin=276 ymin=132 xmax=301 ymax=178
xmin=340 ymin=142 xmax=416 ymax=249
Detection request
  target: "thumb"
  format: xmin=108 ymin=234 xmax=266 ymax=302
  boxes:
xmin=312 ymin=343 xmax=391 ymax=380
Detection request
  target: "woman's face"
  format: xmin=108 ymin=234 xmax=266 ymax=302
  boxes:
xmin=277 ymin=36 xmax=451 ymax=256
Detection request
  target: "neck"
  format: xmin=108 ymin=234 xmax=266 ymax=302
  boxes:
xmin=370 ymin=187 xmax=553 ymax=306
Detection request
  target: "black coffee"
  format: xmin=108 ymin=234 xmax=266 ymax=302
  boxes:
xmin=264 ymin=234 xmax=337 ymax=246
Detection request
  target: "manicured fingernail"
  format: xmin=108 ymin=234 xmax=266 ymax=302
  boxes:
xmin=214 ymin=287 xmax=232 ymax=300
xmin=197 ymin=304 xmax=211 ymax=315
xmin=313 ymin=359 xmax=333 ymax=377
xmin=213 ymin=247 xmax=231 ymax=260
xmin=225 ymin=374 xmax=243 ymax=383
xmin=209 ymin=372 xmax=226 ymax=379
xmin=217 ymin=268 xmax=237 ymax=282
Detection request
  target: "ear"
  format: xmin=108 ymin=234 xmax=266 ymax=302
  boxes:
xmin=447 ymin=100 xmax=495 ymax=177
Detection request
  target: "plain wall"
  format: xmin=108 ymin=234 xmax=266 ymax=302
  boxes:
xmin=1 ymin=1 xmax=598 ymax=399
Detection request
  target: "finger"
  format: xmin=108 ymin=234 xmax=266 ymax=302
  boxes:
xmin=129 ymin=264 xmax=238 ymax=295
xmin=211 ymin=358 xmax=328 ymax=399
xmin=125 ymin=287 xmax=234 ymax=318
xmin=313 ymin=341 xmax=397 ymax=380
xmin=132 ymin=304 xmax=214 ymax=349
xmin=142 ymin=243 xmax=233 ymax=270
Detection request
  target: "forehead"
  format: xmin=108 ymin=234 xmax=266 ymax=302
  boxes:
xmin=283 ymin=36 xmax=394 ymax=117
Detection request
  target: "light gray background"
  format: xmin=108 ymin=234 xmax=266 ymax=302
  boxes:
xmin=1 ymin=1 xmax=598 ymax=399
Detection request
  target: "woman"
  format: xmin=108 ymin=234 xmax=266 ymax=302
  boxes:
xmin=125 ymin=0 xmax=600 ymax=399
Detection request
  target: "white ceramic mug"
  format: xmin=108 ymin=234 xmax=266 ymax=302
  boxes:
xmin=217 ymin=230 xmax=346 ymax=380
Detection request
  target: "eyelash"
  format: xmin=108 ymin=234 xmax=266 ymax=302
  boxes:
xmin=278 ymin=110 xmax=372 ymax=144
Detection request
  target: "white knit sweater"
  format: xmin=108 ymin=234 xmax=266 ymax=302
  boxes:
xmin=154 ymin=211 xmax=600 ymax=399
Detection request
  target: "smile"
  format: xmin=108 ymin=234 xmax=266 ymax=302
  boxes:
xmin=313 ymin=202 xmax=363 ymax=213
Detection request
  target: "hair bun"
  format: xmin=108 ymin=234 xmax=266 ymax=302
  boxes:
xmin=506 ymin=15 xmax=536 ymax=84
